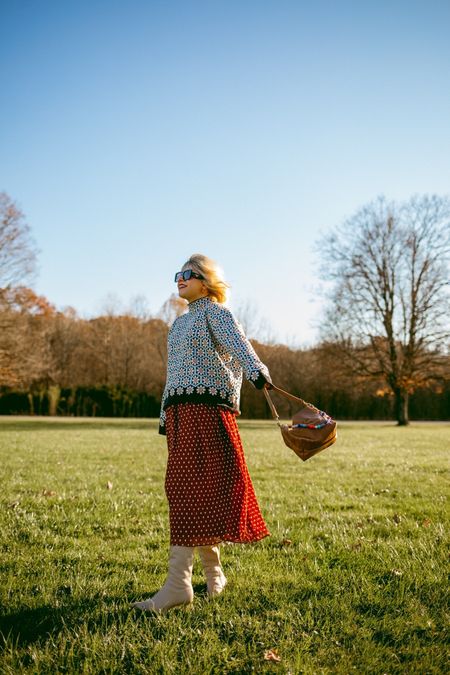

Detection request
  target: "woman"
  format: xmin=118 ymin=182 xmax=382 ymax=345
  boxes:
xmin=133 ymin=254 xmax=272 ymax=613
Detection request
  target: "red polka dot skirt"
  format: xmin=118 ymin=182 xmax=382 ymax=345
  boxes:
xmin=164 ymin=402 xmax=270 ymax=546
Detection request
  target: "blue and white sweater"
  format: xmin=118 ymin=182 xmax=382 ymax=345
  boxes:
xmin=158 ymin=295 xmax=272 ymax=434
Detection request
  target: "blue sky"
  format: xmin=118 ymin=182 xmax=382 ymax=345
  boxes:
xmin=1 ymin=0 xmax=449 ymax=345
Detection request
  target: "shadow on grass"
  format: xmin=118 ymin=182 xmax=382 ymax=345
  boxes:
xmin=0 ymin=597 xmax=127 ymax=648
xmin=0 ymin=584 xmax=210 ymax=648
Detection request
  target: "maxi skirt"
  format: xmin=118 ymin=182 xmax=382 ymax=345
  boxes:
xmin=164 ymin=402 xmax=270 ymax=546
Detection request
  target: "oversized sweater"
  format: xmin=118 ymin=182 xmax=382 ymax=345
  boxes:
xmin=158 ymin=295 xmax=272 ymax=434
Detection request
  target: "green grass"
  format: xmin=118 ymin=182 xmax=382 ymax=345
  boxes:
xmin=0 ymin=417 xmax=448 ymax=674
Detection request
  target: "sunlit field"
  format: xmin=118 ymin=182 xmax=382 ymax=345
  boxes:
xmin=0 ymin=417 xmax=448 ymax=674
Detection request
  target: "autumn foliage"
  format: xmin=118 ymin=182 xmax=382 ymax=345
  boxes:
xmin=0 ymin=288 xmax=448 ymax=420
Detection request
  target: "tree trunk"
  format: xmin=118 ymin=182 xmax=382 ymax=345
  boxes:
xmin=394 ymin=387 xmax=409 ymax=426
xmin=48 ymin=385 xmax=61 ymax=416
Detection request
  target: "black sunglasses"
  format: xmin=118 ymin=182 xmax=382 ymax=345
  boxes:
xmin=174 ymin=269 xmax=205 ymax=283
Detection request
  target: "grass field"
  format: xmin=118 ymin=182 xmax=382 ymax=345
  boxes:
xmin=0 ymin=416 xmax=448 ymax=674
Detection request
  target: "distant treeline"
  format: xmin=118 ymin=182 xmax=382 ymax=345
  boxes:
xmin=0 ymin=381 xmax=448 ymax=421
xmin=0 ymin=287 xmax=448 ymax=421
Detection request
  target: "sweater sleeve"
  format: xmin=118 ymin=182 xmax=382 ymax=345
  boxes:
xmin=206 ymin=304 xmax=272 ymax=387
xmin=158 ymin=321 xmax=175 ymax=436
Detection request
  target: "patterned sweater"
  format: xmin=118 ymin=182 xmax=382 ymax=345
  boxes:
xmin=158 ymin=295 xmax=272 ymax=434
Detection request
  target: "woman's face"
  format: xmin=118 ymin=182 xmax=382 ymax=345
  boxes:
xmin=177 ymin=268 xmax=208 ymax=303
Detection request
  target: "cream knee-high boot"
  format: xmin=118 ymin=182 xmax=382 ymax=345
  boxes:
xmin=197 ymin=545 xmax=227 ymax=597
xmin=132 ymin=545 xmax=194 ymax=613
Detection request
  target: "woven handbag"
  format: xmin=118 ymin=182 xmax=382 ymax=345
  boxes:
xmin=263 ymin=384 xmax=337 ymax=461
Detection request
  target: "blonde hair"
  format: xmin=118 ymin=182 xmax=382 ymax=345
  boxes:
xmin=182 ymin=254 xmax=230 ymax=304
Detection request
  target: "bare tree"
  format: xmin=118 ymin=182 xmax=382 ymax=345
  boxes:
xmin=318 ymin=194 xmax=450 ymax=425
xmin=234 ymin=299 xmax=260 ymax=337
xmin=127 ymin=293 xmax=152 ymax=321
xmin=157 ymin=293 xmax=187 ymax=326
xmin=234 ymin=299 xmax=276 ymax=343
xmin=0 ymin=192 xmax=38 ymax=291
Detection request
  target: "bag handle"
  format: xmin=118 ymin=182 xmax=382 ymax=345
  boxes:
xmin=263 ymin=383 xmax=322 ymax=425
xmin=267 ymin=383 xmax=309 ymax=407
xmin=263 ymin=386 xmax=282 ymax=425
